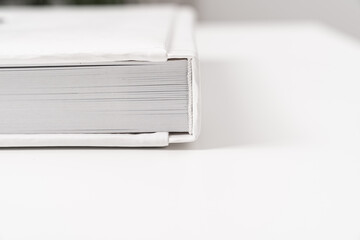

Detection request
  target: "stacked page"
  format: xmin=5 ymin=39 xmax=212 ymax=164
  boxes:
xmin=0 ymin=60 xmax=189 ymax=134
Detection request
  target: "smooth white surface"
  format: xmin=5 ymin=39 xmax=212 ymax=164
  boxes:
xmin=0 ymin=5 xmax=197 ymax=65
xmin=1 ymin=22 xmax=360 ymax=239
xmin=0 ymin=6 xmax=175 ymax=64
xmin=0 ymin=133 xmax=169 ymax=147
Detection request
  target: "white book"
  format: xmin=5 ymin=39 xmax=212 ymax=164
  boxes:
xmin=0 ymin=5 xmax=200 ymax=147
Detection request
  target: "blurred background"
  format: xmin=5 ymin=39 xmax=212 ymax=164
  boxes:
xmin=1 ymin=0 xmax=360 ymax=39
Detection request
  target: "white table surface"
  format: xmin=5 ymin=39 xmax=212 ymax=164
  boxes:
xmin=1 ymin=22 xmax=360 ymax=240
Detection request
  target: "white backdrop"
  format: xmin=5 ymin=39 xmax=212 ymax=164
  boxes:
xmin=2 ymin=0 xmax=360 ymax=38
xmin=197 ymin=0 xmax=360 ymax=39
xmin=136 ymin=0 xmax=360 ymax=39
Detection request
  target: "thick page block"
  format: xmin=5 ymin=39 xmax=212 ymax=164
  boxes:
xmin=0 ymin=5 xmax=200 ymax=147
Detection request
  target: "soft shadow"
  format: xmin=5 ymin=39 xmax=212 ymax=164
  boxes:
xmin=169 ymin=59 xmax=261 ymax=150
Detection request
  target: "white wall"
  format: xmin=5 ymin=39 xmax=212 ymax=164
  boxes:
xmin=197 ymin=0 xmax=360 ymax=38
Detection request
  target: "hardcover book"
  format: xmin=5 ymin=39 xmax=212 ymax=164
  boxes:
xmin=0 ymin=5 xmax=200 ymax=147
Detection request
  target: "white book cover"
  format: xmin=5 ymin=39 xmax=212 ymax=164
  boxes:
xmin=0 ymin=5 xmax=200 ymax=147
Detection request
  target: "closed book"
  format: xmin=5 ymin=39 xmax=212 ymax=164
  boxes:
xmin=0 ymin=5 xmax=200 ymax=147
